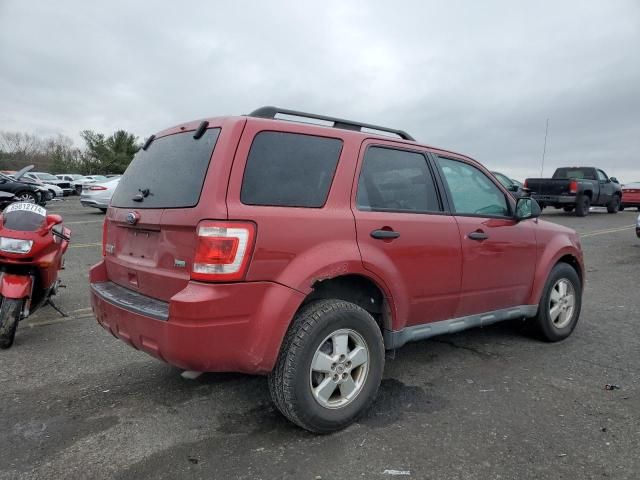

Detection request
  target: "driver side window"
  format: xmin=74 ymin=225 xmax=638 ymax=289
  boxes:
xmin=437 ymin=157 xmax=509 ymax=217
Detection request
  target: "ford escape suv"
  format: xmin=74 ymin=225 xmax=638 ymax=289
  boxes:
xmin=90 ymin=106 xmax=584 ymax=433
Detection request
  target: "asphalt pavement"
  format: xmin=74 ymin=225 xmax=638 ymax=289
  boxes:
xmin=0 ymin=199 xmax=638 ymax=480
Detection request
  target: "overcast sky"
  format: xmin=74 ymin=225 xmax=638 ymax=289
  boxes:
xmin=1 ymin=1 xmax=639 ymax=181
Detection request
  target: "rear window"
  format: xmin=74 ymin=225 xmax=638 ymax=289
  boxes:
xmin=552 ymin=168 xmax=595 ymax=180
xmin=111 ymin=129 xmax=220 ymax=209
xmin=241 ymin=131 xmax=343 ymax=208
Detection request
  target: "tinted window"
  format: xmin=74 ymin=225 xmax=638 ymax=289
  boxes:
xmin=438 ymin=157 xmax=509 ymax=217
xmin=357 ymin=147 xmax=441 ymax=213
xmin=241 ymin=132 xmax=342 ymax=208
xmin=553 ymin=168 xmax=596 ymax=180
xmin=597 ymin=170 xmax=608 ymax=181
xmin=111 ymin=129 xmax=220 ymax=209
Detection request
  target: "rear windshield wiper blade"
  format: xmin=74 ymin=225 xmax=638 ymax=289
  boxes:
xmin=132 ymin=188 xmax=151 ymax=202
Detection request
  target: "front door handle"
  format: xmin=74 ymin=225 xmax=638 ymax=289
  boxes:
xmin=371 ymin=229 xmax=400 ymax=240
xmin=468 ymin=231 xmax=489 ymax=241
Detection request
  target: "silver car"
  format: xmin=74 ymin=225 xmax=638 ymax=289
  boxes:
xmin=80 ymin=177 xmax=120 ymax=212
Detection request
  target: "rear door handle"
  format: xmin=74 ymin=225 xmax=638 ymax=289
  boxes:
xmin=468 ymin=231 xmax=489 ymax=241
xmin=370 ymin=229 xmax=400 ymax=240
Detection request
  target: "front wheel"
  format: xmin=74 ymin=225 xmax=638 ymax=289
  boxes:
xmin=0 ymin=298 xmax=23 ymax=349
xmin=606 ymin=196 xmax=620 ymax=214
xmin=268 ymin=300 xmax=384 ymax=433
xmin=15 ymin=191 xmax=38 ymax=204
xmin=529 ymin=263 xmax=582 ymax=342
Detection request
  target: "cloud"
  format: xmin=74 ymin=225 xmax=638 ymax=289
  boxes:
xmin=1 ymin=0 xmax=639 ymax=180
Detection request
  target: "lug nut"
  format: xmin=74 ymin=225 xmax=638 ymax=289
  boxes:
xmin=345 ymin=361 xmax=351 ymax=368
xmin=333 ymin=374 xmax=339 ymax=381
xmin=331 ymin=363 xmax=336 ymax=370
xmin=339 ymin=354 xmax=346 ymax=361
xmin=342 ymin=373 xmax=348 ymax=379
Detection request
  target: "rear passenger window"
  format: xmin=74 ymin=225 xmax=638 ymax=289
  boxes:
xmin=357 ymin=147 xmax=441 ymax=213
xmin=241 ymin=132 xmax=342 ymax=208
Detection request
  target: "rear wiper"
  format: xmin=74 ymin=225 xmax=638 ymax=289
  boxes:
xmin=133 ymin=188 xmax=150 ymax=202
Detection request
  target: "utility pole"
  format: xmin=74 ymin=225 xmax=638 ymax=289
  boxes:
xmin=540 ymin=118 xmax=549 ymax=177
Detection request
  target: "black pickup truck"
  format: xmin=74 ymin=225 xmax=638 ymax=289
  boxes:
xmin=525 ymin=167 xmax=622 ymax=217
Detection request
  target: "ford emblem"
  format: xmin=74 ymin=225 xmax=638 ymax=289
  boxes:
xmin=126 ymin=211 xmax=140 ymax=225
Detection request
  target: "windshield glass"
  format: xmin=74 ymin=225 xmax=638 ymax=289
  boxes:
xmin=2 ymin=202 xmax=46 ymax=231
xmin=36 ymin=173 xmax=59 ymax=181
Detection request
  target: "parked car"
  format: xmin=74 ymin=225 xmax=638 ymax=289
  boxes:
xmin=73 ymin=175 xmax=109 ymax=194
xmin=90 ymin=106 xmax=584 ymax=433
xmin=0 ymin=166 xmax=47 ymax=205
xmin=0 ymin=191 xmax=17 ymax=210
xmin=23 ymin=172 xmax=74 ymax=196
xmin=3 ymin=170 xmax=56 ymax=201
xmin=56 ymin=174 xmax=84 ymax=194
xmin=80 ymin=177 xmax=120 ymax=212
xmin=620 ymin=182 xmax=640 ymax=211
xmin=525 ymin=167 xmax=622 ymax=216
xmin=491 ymin=171 xmax=525 ymax=197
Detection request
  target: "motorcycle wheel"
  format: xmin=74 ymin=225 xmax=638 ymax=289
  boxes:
xmin=0 ymin=298 xmax=23 ymax=349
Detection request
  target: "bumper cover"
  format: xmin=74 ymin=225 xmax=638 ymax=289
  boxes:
xmin=531 ymin=194 xmax=577 ymax=204
xmin=90 ymin=261 xmax=305 ymax=374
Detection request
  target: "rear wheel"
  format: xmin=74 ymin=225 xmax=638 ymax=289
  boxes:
xmin=606 ymin=195 xmax=620 ymax=214
xmin=99 ymin=208 xmax=107 ymax=213
xmin=268 ymin=300 xmax=384 ymax=433
xmin=0 ymin=298 xmax=23 ymax=349
xmin=575 ymin=195 xmax=590 ymax=217
xmin=529 ymin=263 xmax=581 ymax=342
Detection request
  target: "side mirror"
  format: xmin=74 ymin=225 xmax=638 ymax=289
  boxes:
xmin=46 ymin=214 xmax=63 ymax=228
xmin=515 ymin=197 xmax=541 ymax=221
xmin=610 ymin=177 xmax=619 ymax=184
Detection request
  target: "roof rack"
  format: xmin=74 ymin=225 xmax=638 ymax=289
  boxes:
xmin=248 ymin=106 xmax=415 ymax=141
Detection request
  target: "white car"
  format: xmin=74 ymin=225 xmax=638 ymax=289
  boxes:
xmin=24 ymin=172 xmax=74 ymax=196
xmin=73 ymin=175 xmax=109 ymax=194
xmin=80 ymin=177 xmax=120 ymax=212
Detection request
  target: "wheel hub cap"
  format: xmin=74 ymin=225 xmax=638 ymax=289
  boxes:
xmin=309 ymin=328 xmax=370 ymax=409
xmin=549 ymin=279 xmax=576 ymax=329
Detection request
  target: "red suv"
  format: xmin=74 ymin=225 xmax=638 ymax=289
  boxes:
xmin=90 ymin=107 xmax=584 ymax=433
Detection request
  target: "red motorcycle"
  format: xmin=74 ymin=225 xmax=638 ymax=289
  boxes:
xmin=0 ymin=202 xmax=70 ymax=348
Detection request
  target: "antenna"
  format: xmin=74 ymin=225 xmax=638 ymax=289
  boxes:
xmin=540 ymin=118 xmax=549 ymax=177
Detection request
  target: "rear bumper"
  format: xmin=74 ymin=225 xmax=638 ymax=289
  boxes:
xmin=89 ymin=261 xmax=305 ymax=374
xmin=81 ymin=198 xmax=109 ymax=209
xmin=531 ymin=194 xmax=576 ymax=204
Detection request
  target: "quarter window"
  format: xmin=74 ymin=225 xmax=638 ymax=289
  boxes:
xmin=357 ymin=147 xmax=441 ymax=213
xmin=241 ymin=132 xmax=342 ymax=208
xmin=437 ymin=157 xmax=509 ymax=217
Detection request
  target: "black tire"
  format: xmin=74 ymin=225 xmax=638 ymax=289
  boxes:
xmin=575 ymin=195 xmax=590 ymax=217
xmin=606 ymin=195 xmax=620 ymax=214
xmin=15 ymin=191 xmax=38 ymax=204
xmin=268 ymin=300 xmax=384 ymax=433
xmin=619 ymin=205 xmax=625 ymax=211
xmin=99 ymin=208 xmax=107 ymax=213
xmin=563 ymin=206 xmax=574 ymax=212
xmin=529 ymin=263 xmax=581 ymax=342
xmin=0 ymin=298 xmax=23 ymax=349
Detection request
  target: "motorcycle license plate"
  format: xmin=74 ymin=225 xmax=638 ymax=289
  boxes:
xmin=4 ymin=202 xmax=46 ymax=216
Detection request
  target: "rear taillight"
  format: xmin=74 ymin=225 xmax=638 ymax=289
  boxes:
xmin=89 ymin=185 xmax=107 ymax=191
xmin=191 ymin=221 xmax=256 ymax=282
xmin=569 ymin=180 xmax=578 ymax=194
xmin=523 ymin=180 xmax=528 ymax=189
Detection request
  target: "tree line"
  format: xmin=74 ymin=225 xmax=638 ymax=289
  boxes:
xmin=0 ymin=130 xmax=140 ymax=175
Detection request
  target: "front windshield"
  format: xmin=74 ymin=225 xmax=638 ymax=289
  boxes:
xmin=2 ymin=202 xmax=46 ymax=231
xmin=36 ymin=173 xmax=59 ymax=181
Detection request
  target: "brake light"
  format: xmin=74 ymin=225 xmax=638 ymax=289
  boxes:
xmin=191 ymin=221 xmax=256 ymax=282
xmin=89 ymin=185 xmax=108 ymax=191
xmin=523 ymin=180 xmax=528 ymax=189
xmin=569 ymin=180 xmax=578 ymax=194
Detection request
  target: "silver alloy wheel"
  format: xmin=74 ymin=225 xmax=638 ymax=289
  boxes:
xmin=16 ymin=192 xmax=35 ymax=203
xmin=309 ymin=328 xmax=370 ymax=409
xmin=549 ymin=278 xmax=576 ymax=329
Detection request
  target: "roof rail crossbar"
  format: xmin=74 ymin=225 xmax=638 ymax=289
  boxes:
xmin=248 ymin=106 xmax=415 ymax=141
